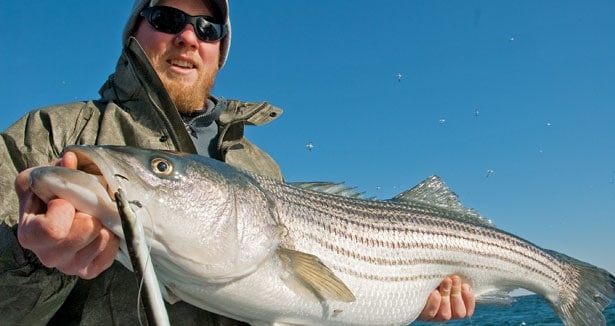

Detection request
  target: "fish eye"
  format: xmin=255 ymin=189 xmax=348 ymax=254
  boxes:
xmin=151 ymin=157 xmax=173 ymax=176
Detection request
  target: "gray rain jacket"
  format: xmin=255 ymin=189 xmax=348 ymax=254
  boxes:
xmin=0 ymin=38 xmax=282 ymax=325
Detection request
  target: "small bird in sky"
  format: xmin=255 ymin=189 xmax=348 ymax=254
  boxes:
xmin=306 ymin=142 xmax=314 ymax=151
xmin=396 ymin=73 xmax=402 ymax=82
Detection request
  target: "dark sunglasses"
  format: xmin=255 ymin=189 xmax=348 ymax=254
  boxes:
xmin=140 ymin=6 xmax=228 ymax=42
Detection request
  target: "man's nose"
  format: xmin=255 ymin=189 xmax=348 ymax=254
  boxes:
xmin=173 ymin=23 xmax=199 ymax=48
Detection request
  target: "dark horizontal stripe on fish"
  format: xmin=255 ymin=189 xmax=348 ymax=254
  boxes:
xmin=294 ymin=228 xmax=563 ymax=287
xmin=288 ymin=209 xmax=564 ymax=277
xmin=331 ymin=260 xmax=505 ymax=283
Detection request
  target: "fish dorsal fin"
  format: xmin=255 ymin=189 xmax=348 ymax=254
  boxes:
xmin=290 ymin=182 xmax=365 ymax=199
xmin=392 ymin=176 xmax=494 ymax=227
xmin=277 ymin=247 xmax=356 ymax=303
xmin=392 ymin=175 xmax=462 ymax=208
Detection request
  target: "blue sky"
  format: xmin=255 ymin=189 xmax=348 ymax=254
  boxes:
xmin=2 ymin=0 xmax=614 ymax=280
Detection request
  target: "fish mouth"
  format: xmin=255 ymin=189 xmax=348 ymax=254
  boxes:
xmin=74 ymin=152 xmax=104 ymax=176
xmin=65 ymin=145 xmax=125 ymax=201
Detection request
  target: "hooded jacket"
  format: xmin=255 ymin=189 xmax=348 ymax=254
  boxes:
xmin=0 ymin=38 xmax=282 ymax=325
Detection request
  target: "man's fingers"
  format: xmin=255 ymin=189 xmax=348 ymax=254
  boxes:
xmin=18 ymin=199 xmax=76 ymax=250
xmin=434 ymin=276 xmax=453 ymax=320
xmin=15 ymin=167 xmax=35 ymax=199
xmin=448 ymin=276 xmax=468 ymax=319
xmin=18 ymin=201 xmax=119 ymax=278
xmin=15 ymin=153 xmax=118 ymax=279
xmin=67 ymin=226 xmax=119 ymax=279
xmin=60 ymin=151 xmax=78 ymax=169
xmin=417 ymin=276 xmax=474 ymax=322
xmin=462 ymin=283 xmax=476 ymax=317
xmin=416 ymin=289 xmax=441 ymax=320
xmin=79 ymin=231 xmax=120 ymax=279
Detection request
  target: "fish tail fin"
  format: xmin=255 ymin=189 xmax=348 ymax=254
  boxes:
xmin=546 ymin=249 xmax=615 ymax=326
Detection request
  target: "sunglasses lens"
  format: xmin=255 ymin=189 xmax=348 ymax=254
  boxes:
xmin=195 ymin=19 xmax=223 ymax=41
xmin=149 ymin=7 xmax=186 ymax=34
xmin=142 ymin=6 xmax=226 ymax=42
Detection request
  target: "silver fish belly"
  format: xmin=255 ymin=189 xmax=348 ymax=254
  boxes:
xmin=29 ymin=145 xmax=615 ymax=326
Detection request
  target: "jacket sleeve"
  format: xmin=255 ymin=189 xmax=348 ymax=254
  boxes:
xmin=0 ymin=109 xmax=86 ymax=324
xmin=0 ymin=224 xmax=78 ymax=324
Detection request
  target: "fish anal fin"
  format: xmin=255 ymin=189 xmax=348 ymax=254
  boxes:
xmin=277 ymin=247 xmax=356 ymax=303
xmin=476 ymin=289 xmax=516 ymax=306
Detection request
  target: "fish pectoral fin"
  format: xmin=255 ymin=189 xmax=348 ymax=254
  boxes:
xmin=277 ymin=247 xmax=356 ymax=303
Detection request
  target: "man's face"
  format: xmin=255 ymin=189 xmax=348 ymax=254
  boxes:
xmin=134 ymin=0 xmax=221 ymax=114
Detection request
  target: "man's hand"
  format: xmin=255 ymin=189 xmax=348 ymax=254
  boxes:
xmin=417 ymin=275 xmax=475 ymax=321
xmin=16 ymin=152 xmax=120 ymax=279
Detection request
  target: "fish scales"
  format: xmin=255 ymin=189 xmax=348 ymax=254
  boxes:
xmin=259 ymin=175 xmax=564 ymax=286
xmin=28 ymin=145 xmax=615 ymax=325
xmin=250 ymin=175 xmax=587 ymax=322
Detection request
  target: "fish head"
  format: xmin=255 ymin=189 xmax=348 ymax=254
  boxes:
xmin=56 ymin=145 xmax=280 ymax=281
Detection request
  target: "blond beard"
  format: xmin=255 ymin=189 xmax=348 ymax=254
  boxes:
xmin=161 ymin=68 xmax=217 ymax=115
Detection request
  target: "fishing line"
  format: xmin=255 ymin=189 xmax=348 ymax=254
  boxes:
xmin=121 ymin=199 xmax=151 ymax=326
xmin=126 ymin=199 xmax=147 ymax=326
xmin=133 ymin=200 xmax=158 ymax=326
xmin=136 ymin=250 xmax=154 ymax=326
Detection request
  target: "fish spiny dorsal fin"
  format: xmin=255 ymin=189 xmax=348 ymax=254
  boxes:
xmin=391 ymin=176 xmax=495 ymax=227
xmin=277 ymin=247 xmax=356 ymax=303
xmin=290 ymin=182 xmax=365 ymax=199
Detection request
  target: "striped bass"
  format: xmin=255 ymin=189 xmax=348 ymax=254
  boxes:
xmin=29 ymin=145 xmax=615 ymax=325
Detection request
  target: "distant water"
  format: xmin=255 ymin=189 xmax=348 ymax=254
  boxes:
xmin=413 ymin=294 xmax=615 ymax=325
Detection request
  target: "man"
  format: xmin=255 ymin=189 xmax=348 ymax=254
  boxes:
xmin=0 ymin=0 xmax=474 ymax=324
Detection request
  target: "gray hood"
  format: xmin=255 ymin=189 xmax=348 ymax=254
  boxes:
xmin=122 ymin=0 xmax=231 ymax=68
